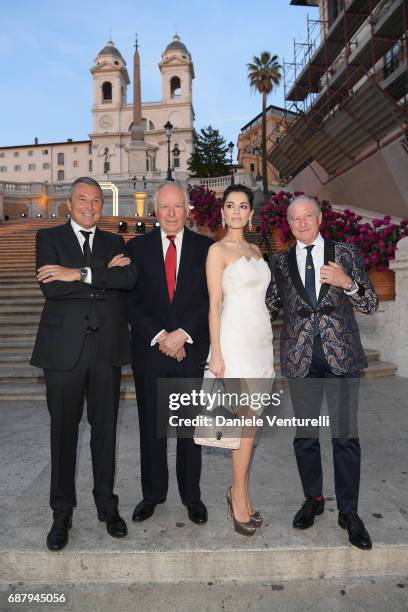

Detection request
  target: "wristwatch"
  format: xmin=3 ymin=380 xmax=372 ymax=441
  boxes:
xmin=344 ymin=279 xmax=358 ymax=293
xmin=79 ymin=267 xmax=88 ymax=282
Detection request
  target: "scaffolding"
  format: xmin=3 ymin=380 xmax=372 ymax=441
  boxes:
xmin=272 ymin=0 xmax=408 ymax=182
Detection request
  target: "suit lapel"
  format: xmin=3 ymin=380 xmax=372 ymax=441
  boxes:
xmin=317 ymin=238 xmax=335 ymax=304
xmin=61 ymin=222 xmax=86 ymax=266
xmin=91 ymin=227 xmax=110 ymax=267
xmin=287 ymin=245 xmax=313 ymax=307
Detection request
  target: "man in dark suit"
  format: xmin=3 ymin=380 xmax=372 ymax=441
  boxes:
xmin=124 ymin=182 xmax=213 ymax=524
xmin=267 ymin=195 xmax=378 ymax=550
xmin=31 ymin=176 xmax=137 ymax=551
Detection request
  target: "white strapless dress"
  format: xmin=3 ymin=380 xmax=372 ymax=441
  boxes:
xmin=204 ymin=256 xmax=275 ymax=412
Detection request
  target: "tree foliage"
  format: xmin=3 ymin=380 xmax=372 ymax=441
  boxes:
xmin=187 ymin=125 xmax=230 ymax=177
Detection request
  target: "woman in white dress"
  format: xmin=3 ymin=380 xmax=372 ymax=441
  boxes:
xmin=206 ymin=184 xmax=274 ymax=535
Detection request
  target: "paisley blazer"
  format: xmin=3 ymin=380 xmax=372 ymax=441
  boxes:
xmin=266 ymin=239 xmax=379 ymax=378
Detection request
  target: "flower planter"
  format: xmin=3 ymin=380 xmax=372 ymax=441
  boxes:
xmin=196 ymin=224 xmax=214 ymax=238
xmin=367 ymin=268 xmax=395 ymax=301
xmin=196 ymin=224 xmax=226 ymax=241
xmin=271 ymin=227 xmax=295 ymax=253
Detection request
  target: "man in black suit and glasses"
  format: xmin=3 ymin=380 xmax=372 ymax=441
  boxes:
xmin=31 ymin=177 xmax=137 ymax=551
xmin=124 ymin=182 xmax=213 ymax=525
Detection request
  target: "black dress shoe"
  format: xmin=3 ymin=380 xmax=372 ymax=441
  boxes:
xmin=98 ymin=509 xmax=128 ymax=538
xmin=338 ymin=512 xmax=372 ymax=550
xmin=184 ymin=500 xmax=208 ymax=524
xmin=293 ymin=497 xmax=324 ymax=529
xmin=132 ymin=499 xmax=165 ymax=522
xmin=46 ymin=513 xmax=72 ymax=552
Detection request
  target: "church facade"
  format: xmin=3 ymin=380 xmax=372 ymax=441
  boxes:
xmin=0 ymin=35 xmax=195 ymax=183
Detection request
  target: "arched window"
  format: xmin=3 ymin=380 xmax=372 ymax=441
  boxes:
xmin=102 ymin=81 xmax=112 ymax=102
xmin=57 ymin=152 xmax=64 ymax=165
xmin=57 ymin=170 xmax=64 ymax=181
xmin=170 ymin=76 xmax=181 ymax=98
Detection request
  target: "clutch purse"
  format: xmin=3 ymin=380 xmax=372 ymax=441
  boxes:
xmin=194 ymin=376 xmax=241 ymax=449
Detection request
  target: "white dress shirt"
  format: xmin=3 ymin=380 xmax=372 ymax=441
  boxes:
xmin=296 ymin=232 xmax=325 ymax=298
xmin=295 ymin=232 xmax=358 ymax=297
xmin=70 ymin=219 xmax=95 ymax=284
xmin=151 ymin=226 xmax=193 ymax=346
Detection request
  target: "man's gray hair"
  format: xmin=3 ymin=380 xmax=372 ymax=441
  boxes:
xmin=69 ymin=176 xmax=104 ymax=201
xmin=287 ymin=195 xmax=321 ymax=221
xmin=153 ymin=181 xmax=190 ymax=212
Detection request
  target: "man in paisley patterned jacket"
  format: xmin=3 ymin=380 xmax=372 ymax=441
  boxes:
xmin=266 ymin=195 xmax=378 ymax=550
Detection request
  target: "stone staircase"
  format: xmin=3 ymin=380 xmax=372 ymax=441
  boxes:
xmin=0 ymin=219 xmax=397 ymax=402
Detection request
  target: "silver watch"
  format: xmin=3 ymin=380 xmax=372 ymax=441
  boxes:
xmin=79 ymin=267 xmax=88 ymax=282
xmin=344 ymin=279 xmax=358 ymax=293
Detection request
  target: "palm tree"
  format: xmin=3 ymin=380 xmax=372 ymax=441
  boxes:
xmin=247 ymin=52 xmax=282 ymax=195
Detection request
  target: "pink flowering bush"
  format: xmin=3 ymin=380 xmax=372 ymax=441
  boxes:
xmin=260 ymin=191 xmax=408 ymax=270
xmin=188 ymin=185 xmax=222 ymax=231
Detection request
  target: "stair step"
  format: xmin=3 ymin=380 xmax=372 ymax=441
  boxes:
xmin=361 ymin=361 xmax=398 ymax=378
xmin=0 ymin=382 xmax=136 ymax=401
xmin=0 ymin=296 xmax=44 ymax=303
xmin=0 ymin=366 xmax=134 ymax=382
xmin=0 ymin=305 xmax=43 ymax=314
xmin=0 ymin=326 xmax=37 ymax=337
xmin=0 ymin=316 xmax=40 ymax=326
xmin=0 ymin=284 xmax=40 ymax=292
xmin=364 ymin=349 xmax=380 ymax=363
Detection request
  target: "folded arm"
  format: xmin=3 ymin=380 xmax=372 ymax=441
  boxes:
xmin=36 ymin=230 xmax=137 ymax=299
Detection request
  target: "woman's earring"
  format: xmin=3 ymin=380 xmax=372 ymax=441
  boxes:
xmin=248 ymin=215 xmax=253 ymax=231
xmin=222 ymin=215 xmax=226 ymax=229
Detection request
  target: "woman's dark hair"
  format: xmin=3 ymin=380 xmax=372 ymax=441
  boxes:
xmin=222 ymin=184 xmax=254 ymax=210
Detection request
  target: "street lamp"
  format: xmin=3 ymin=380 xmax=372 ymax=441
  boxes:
xmin=164 ymin=121 xmax=174 ymax=181
xmin=253 ymin=145 xmax=262 ymax=182
xmin=228 ymin=141 xmax=234 ymax=185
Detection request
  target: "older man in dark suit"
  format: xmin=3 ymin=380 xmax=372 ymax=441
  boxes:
xmin=31 ymin=177 xmax=137 ymax=551
xmin=267 ymin=195 xmax=378 ymax=550
xmin=125 ymin=182 xmax=213 ymax=525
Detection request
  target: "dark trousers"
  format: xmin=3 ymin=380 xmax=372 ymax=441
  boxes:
xmin=289 ymin=336 xmax=361 ymax=513
xmin=133 ymin=369 xmax=202 ymax=505
xmin=44 ymin=330 xmax=121 ymax=515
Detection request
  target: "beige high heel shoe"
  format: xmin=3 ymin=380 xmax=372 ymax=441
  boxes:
xmin=226 ymin=487 xmax=256 ymax=536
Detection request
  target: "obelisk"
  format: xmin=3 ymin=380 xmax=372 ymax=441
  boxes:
xmin=128 ymin=35 xmax=148 ymax=174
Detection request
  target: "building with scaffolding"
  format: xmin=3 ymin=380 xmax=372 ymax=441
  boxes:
xmin=270 ymin=0 xmax=408 ymax=217
xmin=237 ymin=105 xmax=298 ymax=189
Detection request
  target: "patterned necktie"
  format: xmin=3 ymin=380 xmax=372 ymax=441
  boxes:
xmin=165 ymin=235 xmax=177 ymax=302
xmin=305 ymin=244 xmax=319 ymax=336
xmin=80 ymin=230 xmax=92 ymax=267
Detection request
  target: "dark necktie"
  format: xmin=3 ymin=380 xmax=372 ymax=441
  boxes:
xmin=80 ymin=230 xmax=92 ymax=267
xmin=304 ymin=245 xmax=317 ymax=307
xmin=305 ymin=244 xmax=319 ymax=337
xmin=165 ymin=235 xmax=177 ymax=302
